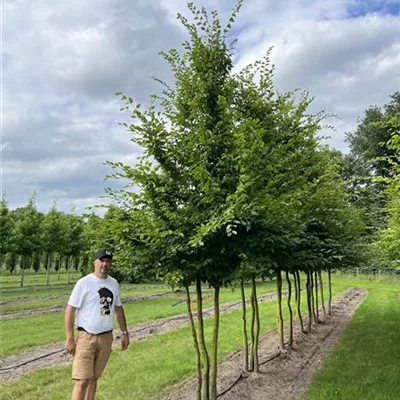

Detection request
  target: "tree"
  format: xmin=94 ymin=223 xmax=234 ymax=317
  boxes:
xmin=12 ymin=195 xmax=43 ymax=286
xmin=62 ymin=211 xmax=84 ymax=283
xmin=0 ymin=194 xmax=14 ymax=263
xmin=41 ymin=203 xmax=65 ymax=285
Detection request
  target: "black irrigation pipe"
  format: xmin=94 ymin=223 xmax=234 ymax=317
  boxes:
xmin=0 ymin=349 xmax=65 ymax=372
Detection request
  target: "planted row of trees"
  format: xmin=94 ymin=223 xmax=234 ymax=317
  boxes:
xmin=103 ymin=3 xmax=367 ymax=399
xmin=0 ymin=196 xmax=117 ymax=285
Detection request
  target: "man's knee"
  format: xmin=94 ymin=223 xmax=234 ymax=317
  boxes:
xmin=74 ymin=379 xmax=90 ymax=390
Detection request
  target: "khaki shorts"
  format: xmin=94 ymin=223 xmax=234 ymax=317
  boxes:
xmin=72 ymin=331 xmax=114 ymax=380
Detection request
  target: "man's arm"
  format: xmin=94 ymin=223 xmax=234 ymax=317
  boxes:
xmin=115 ymin=305 xmax=130 ymax=350
xmin=64 ymin=304 xmax=77 ymax=354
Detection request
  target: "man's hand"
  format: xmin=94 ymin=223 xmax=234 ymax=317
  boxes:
xmin=65 ymin=338 xmax=76 ymax=355
xmin=121 ymin=333 xmax=130 ymax=351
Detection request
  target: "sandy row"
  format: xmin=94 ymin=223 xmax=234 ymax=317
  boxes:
xmin=159 ymin=287 xmax=367 ymax=400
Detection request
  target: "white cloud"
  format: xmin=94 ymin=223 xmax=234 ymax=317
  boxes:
xmin=3 ymin=0 xmax=400 ymax=212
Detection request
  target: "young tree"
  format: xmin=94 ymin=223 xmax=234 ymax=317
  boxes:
xmin=41 ymin=203 xmax=65 ymax=285
xmin=12 ymin=195 xmax=43 ymax=286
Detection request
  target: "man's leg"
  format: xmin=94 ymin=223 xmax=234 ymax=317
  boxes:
xmin=72 ymin=332 xmax=96 ymax=400
xmin=72 ymin=379 xmax=90 ymax=400
xmin=84 ymin=378 xmax=98 ymax=400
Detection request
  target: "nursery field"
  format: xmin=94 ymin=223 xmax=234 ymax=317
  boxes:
xmin=0 ymin=275 xmax=399 ymax=400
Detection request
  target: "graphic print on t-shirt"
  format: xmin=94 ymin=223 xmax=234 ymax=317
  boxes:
xmin=98 ymin=287 xmax=114 ymax=316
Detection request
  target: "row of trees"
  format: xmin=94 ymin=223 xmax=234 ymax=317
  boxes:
xmin=0 ymin=197 xmax=110 ymax=285
xmin=100 ymin=3 xmax=370 ymax=399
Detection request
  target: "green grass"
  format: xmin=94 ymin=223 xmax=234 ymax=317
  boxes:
xmin=0 ymin=281 xmax=349 ymax=400
xmin=304 ymin=277 xmax=400 ymax=400
xmin=0 ymin=271 xmax=82 ymax=287
xmin=0 ymin=282 xmax=168 ymax=302
xmin=0 ymin=287 xmax=174 ymax=314
xmin=0 ymin=281 xmax=278 ymax=356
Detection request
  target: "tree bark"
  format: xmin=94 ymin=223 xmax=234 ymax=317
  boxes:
xmin=249 ymin=278 xmax=256 ymax=372
xmin=66 ymin=256 xmax=71 ymax=284
xmin=328 ymin=269 xmax=332 ymax=315
xmin=240 ymin=280 xmax=249 ymax=372
xmin=310 ymin=271 xmax=316 ymax=323
xmin=20 ymin=255 xmax=25 ymax=287
xmin=306 ymin=271 xmax=312 ymax=332
xmin=294 ymin=270 xmax=305 ymax=333
xmin=46 ymin=253 xmax=51 ymax=286
xmin=314 ymin=271 xmax=320 ymax=322
xmin=196 ymin=278 xmax=210 ymax=400
xmin=285 ymin=271 xmax=293 ymax=348
xmin=276 ymin=270 xmax=284 ymax=349
xmin=251 ymin=276 xmax=260 ymax=372
xmin=186 ymin=286 xmax=202 ymax=400
xmin=210 ymin=286 xmax=220 ymax=400
xmin=318 ymin=270 xmax=326 ymax=315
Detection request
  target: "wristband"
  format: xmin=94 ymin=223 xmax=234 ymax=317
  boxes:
xmin=122 ymin=331 xmax=128 ymax=335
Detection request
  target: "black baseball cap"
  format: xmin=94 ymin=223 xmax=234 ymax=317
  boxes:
xmin=95 ymin=249 xmax=113 ymax=260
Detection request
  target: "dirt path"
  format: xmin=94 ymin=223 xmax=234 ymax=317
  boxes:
xmin=160 ymin=287 xmax=367 ymax=400
xmin=0 ymin=292 xmax=278 ymax=382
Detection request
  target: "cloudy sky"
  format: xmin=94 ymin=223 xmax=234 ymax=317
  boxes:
xmin=2 ymin=0 xmax=400 ymax=214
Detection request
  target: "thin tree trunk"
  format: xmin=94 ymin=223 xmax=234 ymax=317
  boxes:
xmin=276 ymin=270 xmax=284 ymax=349
xmin=310 ymin=271 xmax=316 ymax=323
xmin=318 ymin=270 xmax=326 ymax=315
xmin=240 ymin=280 xmax=249 ymax=372
xmin=210 ymin=286 xmax=220 ymax=400
xmin=57 ymin=255 xmax=61 ymax=281
xmin=285 ymin=271 xmax=293 ymax=348
xmin=328 ymin=269 xmax=332 ymax=316
xmin=314 ymin=271 xmax=320 ymax=322
xmin=196 ymin=278 xmax=210 ymax=400
xmin=249 ymin=279 xmax=256 ymax=372
xmin=46 ymin=253 xmax=51 ymax=286
xmin=251 ymin=276 xmax=260 ymax=372
xmin=306 ymin=272 xmax=312 ymax=332
xmin=20 ymin=255 xmax=25 ymax=287
xmin=294 ymin=270 xmax=305 ymax=333
xmin=186 ymin=286 xmax=202 ymax=400
xmin=67 ymin=256 xmax=70 ymax=284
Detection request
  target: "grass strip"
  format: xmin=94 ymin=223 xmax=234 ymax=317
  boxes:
xmin=304 ymin=278 xmax=400 ymax=400
xmin=0 ymin=282 xmax=277 ymax=356
xmin=0 ymin=281 xmax=350 ymax=400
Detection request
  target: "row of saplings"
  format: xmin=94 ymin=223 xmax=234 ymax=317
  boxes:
xmin=183 ymin=268 xmax=333 ymax=400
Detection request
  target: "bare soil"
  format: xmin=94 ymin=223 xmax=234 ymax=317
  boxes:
xmin=160 ymin=287 xmax=367 ymax=400
xmin=0 ymin=292 xmax=277 ymax=382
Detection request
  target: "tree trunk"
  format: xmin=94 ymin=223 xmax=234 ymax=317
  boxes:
xmin=318 ymin=270 xmax=326 ymax=315
xmin=249 ymin=278 xmax=256 ymax=372
xmin=314 ymin=271 xmax=320 ymax=322
xmin=276 ymin=270 xmax=284 ymax=349
xmin=186 ymin=286 xmax=202 ymax=400
xmin=20 ymin=255 xmax=25 ymax=287
xmin=294 ymin=270 xmax=305 ymax=333
xmin=66 ymin=256 xmax=70 ymax=284
xmin=196 ymin=278 xmax=210 ymax=400
xmin=57 ymin=255 xmax=61 ymax=281
xmin=46 ymin=253 xmax=52 ymax=286
xmin=328 ymin=269 xmax=332 ymax=316
xmin=210 ymin=286 xmax=220 ymax=400
xmin=306 ymin=272 xmax=312 ymax=332
xmin=251 ymin=276 xmax=260 ymax=372
xmin=310 ymin=271 xmax=316 ymax=323
xmin=285 ymin=271 xmax=293 ymax=348
xmin=240 ymin=280 xmax=249 ymax=372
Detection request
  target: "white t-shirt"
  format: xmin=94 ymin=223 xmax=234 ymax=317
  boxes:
xmin=68 ymin=274 xmax=122 ymax=334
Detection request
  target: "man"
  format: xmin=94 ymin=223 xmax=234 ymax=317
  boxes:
xmin=65 ymin=249 xmax=130 ymax=400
